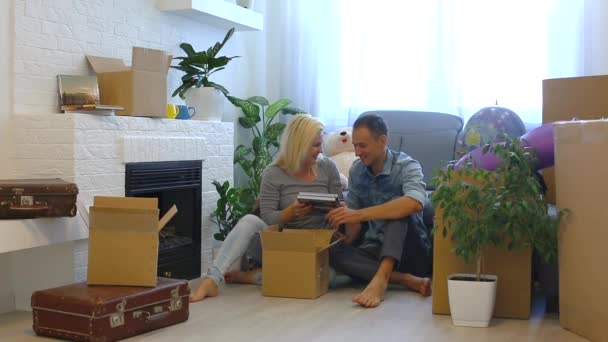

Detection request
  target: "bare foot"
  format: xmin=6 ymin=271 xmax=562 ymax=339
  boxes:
xmin=225 ymin=269 xmax=260 ymax=284
xmin=419 ymin=278 xmax=432 ymax=297
xmin=189 ymin=277 xmax=218 ymax=303
xmin=352 ymin=275 xmax=388 ymax=308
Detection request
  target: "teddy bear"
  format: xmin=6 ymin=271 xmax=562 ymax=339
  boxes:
xmin=324 ymin=128 xmax=358 ymax=190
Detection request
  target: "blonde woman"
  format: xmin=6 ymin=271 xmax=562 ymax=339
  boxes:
xmin=190 ymin=114 xmax=344 ymax=302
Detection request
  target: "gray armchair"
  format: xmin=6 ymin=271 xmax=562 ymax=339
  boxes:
xmin=360 ymin=110 xmax=464 ymax=190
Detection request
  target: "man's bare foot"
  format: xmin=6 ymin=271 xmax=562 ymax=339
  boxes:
xmin=392 ymin=273 xmax=432 ymax=297
xmin=419 ymin=278 xmax=432 ymax=297
xmin=189 ymin=277 xmax=218 ymax=303
xmin=225 ymin=269 xmax=260 ymax=284
xmin=352 ymin=275 xmax=388 ymax=308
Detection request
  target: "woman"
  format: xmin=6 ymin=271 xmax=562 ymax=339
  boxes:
xmin=190 ymin=114 xmax=343 ymax=302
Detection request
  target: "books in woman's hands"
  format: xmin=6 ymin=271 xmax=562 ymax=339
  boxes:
xmin=297 ymin=192 xmax=340 ymax=212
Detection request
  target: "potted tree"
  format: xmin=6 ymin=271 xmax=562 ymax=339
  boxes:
xmin=171 ymin=27 xmax=239 ymax=121
xmin=430 ymin=138 xmax=567 ymax=327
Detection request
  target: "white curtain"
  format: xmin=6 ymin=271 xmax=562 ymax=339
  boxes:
xmin=267 ymin=0 xmax=585 ymax=127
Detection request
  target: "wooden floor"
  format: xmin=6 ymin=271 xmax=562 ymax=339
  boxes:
xmin=0 ymin=281 xmax=588 ymax=342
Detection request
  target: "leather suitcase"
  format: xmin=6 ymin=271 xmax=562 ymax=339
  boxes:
xmin=31 ymin=277 xmax=190 ymax=342
xmin=0 ymin=178 xmax=78 ymax=219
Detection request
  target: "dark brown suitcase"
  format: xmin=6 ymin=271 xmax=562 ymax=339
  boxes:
xmin=0 ymin=178 xmax=78 ymax=219
xmin=31 ymin=277 xmax=190 ymax=342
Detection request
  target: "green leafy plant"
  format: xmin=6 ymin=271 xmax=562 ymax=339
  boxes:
xmin=227 ymin=95 xmax=302 ymax=195
xmin=171 ymin=27 xmax=239 ymax=99
xmin=210 ymin=180 xmax=256 ymax=241
xmin=430 ymin=138 xmax=568 ymax=281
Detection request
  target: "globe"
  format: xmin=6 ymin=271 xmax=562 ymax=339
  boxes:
xmin=457 ymin=106 xmax=526 ymax=155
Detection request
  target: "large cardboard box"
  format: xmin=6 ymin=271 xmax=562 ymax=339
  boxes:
xmin=542 ymin=75 xmax=608 ymax=203
xmin=555 ymin=119 xmax=608 ymax=342
xmin=260 ymin=227 xmax=335 ymax=299
xmin=87 ymin=196 xmax=177 ymax=287
xmin=86 ymin=47 xmax=171 ymax=117
xmin=432 ymin=173 xmax=532 ymax=319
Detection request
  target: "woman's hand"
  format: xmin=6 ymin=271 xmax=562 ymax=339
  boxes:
xmin=280 ymin=200 xmax=313 ymax=223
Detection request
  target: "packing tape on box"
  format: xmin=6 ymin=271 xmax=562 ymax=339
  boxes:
xmin=554 ymin=119 xmax=608 ymax=144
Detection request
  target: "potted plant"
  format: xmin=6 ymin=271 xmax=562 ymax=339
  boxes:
xmin=210 ymin=180 xmax=255 ymax=241
xmin=227 ymin=95 xmax=302 ymax=196
xmin=430 ymin=138 xmax=567 ymax=327
xmin=171 ymin=27 xmax=239 ymax=121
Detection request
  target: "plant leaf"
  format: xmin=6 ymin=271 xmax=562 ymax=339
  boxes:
xmin=280 ymin=106 xmax=304 ymax=115
xmin=238 ymin=116 xmax=257 ymax=129
xmin=248 ymin=96 xmax=270 ymax=106
xmin=228 ymin=95 xmax=260 ymax=122
xmin=264 ymin=122 xmax=286 ymax=142
xmin=265 ymin=99 xmax=292 ymax=120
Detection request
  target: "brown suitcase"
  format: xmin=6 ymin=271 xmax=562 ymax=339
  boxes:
xmin=0 ymin=178 xmax=78 ymax=219
xmin=31 ymin=277 xmax=190 ymax=342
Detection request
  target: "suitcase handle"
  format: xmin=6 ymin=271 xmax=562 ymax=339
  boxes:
xmin=9 ymin=204 xmax=49 ymax=211
xmin=133 ymin=310 xmax=169 ymax=323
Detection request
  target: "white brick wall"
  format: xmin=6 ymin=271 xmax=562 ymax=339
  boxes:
xmin=13 ymin=0 xmax=248 ymax=115
xmin=13 ymin=113 xmax=234 ymax=282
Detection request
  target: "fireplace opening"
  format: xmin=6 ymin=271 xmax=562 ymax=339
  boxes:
xmin=125 ymin=160 xmax=202 ymax=280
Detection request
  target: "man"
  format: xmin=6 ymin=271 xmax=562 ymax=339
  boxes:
xmin=326 ymin=113 xmax=432 ymax=308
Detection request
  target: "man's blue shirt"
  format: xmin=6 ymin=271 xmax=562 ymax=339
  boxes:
xmin=347 ymin=149 xmax=427 ymax=244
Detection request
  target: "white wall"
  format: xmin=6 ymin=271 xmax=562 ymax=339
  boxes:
xmin=0 ymin=0 xmax=14 ymax=315
xmin=585 ymin=0 xmax=608 ymax=75
xmin=11 ymin=0 xmax=258 ymax=116
xmin=1 ymin=0 xmax=14 ymax=179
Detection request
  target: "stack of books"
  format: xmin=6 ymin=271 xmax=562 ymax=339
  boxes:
xmin=57 ymin=75 xmax=123 ymax=115
xmin=297 ymin=192 xmax=340 ymax=212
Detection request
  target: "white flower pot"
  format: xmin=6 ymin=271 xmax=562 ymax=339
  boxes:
xmin=184 ymin=87 xmax=224 ymax=121
xmin=447 ymin=273 xmax=498 ymax=327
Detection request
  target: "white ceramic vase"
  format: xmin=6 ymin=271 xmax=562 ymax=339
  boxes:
xmin=184 ymin=87 xmax=224 ymax=121
xmin=447 ymin=273 xmax=498 ymax=327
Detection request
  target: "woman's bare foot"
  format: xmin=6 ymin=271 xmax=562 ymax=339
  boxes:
xmin=189 ymin=277 xmax=219 ymax=303
xmin=352 ymin=275 xmax=388 ymax=308
xmin=225 ymin=269 xmax=260 ymax=284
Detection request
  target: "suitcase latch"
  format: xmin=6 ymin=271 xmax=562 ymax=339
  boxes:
xmin=110 ymin=300 xmax=126 ymax=328
xmin=169 ymin=287 xmax=182 ymax=311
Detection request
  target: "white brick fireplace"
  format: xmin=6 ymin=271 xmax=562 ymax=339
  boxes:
xmin=2 ymin=112 xmax=233 ymax=310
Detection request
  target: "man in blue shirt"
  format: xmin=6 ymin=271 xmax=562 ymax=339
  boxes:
xmin=327 ymin=114 xmax=432 ymax=308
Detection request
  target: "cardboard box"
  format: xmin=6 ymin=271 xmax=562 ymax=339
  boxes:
xmin=431 ymin=172 xmax=532 ymax=319
xmin=260 ymin=226 xmax=335 ymax=299
xmin=542 ymin=75 xmax=608 ymax=203
xmin=86 ymin=47 xmax=171 ymax=117
xmin=87 ymin=196 xmax=177 ymax=287
xmin=555 ymin=119 xmax=608 ymax=342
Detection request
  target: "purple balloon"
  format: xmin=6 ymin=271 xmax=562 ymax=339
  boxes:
xmin=454 ymin=123 xmax=555 ymax=171
xmin=454 ymin=142 xmax=504 ymax=171
xmin=520 ymin=123 xmax=554 ymax=170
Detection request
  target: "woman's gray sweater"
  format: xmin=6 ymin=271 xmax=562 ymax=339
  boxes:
xmin=258 ymin=157 xmax=342 ymax=229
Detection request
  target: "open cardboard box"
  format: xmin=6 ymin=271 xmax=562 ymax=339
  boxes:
xmin=86 ymin=47 xmax=171 ymax=118
xmin=260 ymin=226 xmax=338 ymax=299
xmin=87 ymin=196 xmax=177 ymax=287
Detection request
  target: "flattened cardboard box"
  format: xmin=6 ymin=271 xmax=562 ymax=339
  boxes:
xmin=87 ymin=47 xmax=171 ymax=118
xmin=260 ymin=226 xmax=335 ymax=299
xmin=542 ymin=75 xmax=608 ymax=203
xmin=87 ymin=196 xmax=177 ymax=287
xmin=432 ymin=172 xmax=532 ymax=319
xmin=555 ymin=119 xmax=608 ymax=342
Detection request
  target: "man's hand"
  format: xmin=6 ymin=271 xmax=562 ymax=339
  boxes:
xmin=332 ymin=223 xmax=361 ymax=246
xmin=326 ymin=206 xmax=363 ymax=226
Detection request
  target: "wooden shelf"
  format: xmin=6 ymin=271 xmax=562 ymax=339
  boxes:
xmin=158 ymin=0 xmax=263 ymax=31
